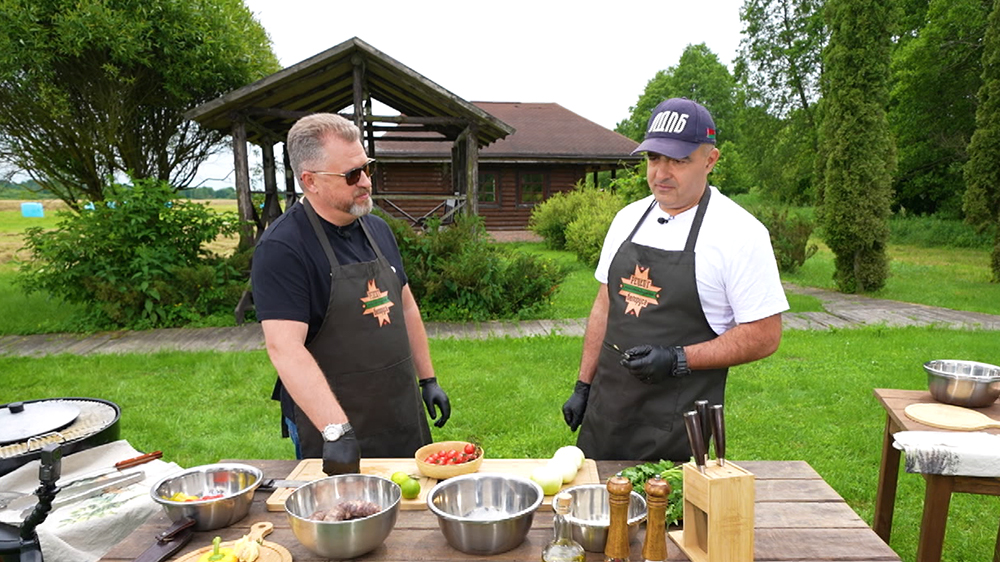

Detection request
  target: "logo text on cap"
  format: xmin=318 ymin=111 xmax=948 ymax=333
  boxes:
xmin=649 ymin=111 xmax=689 ymax=134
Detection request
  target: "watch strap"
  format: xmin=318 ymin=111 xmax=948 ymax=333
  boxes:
xmin=673 ymin=346 xmax=690 ymax=377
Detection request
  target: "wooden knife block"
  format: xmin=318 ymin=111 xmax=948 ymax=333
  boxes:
xmin=667 ymin=461 xmax=754 ymax=562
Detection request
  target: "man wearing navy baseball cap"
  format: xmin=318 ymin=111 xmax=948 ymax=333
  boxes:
xmin=562 ymin=97 xmax=789 ymax=462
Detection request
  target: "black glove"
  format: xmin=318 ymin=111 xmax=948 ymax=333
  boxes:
xmin=419 ymin=377 xmax=451 ymax=428
xmin=322 ymin=428 xmax=360 ymax=475
xmin=621 ymin=345 xmax=679 ymax=384
xmin=562 ymin=380 xmax=591 ymax=431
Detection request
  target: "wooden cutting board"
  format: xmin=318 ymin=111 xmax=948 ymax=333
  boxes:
xmin=265 ymin=457 xmax=601 ymax=512
xmin=175 ymin=522 xmax=291 ymax=562
xmin=904 ymin=402 xmax=1000 ymax=431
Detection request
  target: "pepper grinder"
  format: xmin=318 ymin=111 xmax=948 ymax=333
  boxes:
xmin=641 ymin=476 xmax=671 ymax=562
xmin=604 ymin=475 xmax=633 ymax=562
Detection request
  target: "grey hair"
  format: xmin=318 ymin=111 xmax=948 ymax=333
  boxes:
xmin=286 ymin=113 xmax=361 ymax=188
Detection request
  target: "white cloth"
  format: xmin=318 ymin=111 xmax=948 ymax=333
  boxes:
xmin=595 ymin=187 xmax=789 ymax=334
xmin=0 ymin=440 xmax=182 ymax=562
xmin=893 ymin=431 xmax=1000 ymax=477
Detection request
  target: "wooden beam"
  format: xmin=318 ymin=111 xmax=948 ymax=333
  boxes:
xmin=352 ymin=55 xmax=365 ymax=132
xmin=261 ymin=142 xmax=282 ymax=227
xmin=231 ymin=119 xmax=255 ymax=251
xmin=282 ymin=142 xmax=299 ymax=208
xmin=465 ymin=125 xmax=479 ymax=217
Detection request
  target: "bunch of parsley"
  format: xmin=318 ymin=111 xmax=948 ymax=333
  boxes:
xmin=617 ymin=460 xmax=685 ymax=526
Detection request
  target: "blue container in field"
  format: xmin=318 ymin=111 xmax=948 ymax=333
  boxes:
xmin=21 ymin=202 xmax=44 ymax=218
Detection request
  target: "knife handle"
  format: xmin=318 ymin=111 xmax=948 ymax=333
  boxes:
xmin=710 ymin=404 xmax=726 ymax=464
xmin=115 ymin=450 xmax=162 ymax=470
xmin=694 ymin=400 xmax=711 ymax=460
xmin=683 ymin=411 xmax=705 ymax=472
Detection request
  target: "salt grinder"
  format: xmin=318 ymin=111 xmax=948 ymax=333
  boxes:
xmin=605 ymin=475 xmax=633 ymax=562
xmin=642 ymin=476 xmax=671 ymax=562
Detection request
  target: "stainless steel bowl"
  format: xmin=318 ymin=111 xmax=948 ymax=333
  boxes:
xmin=925 ymin=359 xmax=1000 ymax=408
xmin=150 ymin=463 xmax=262 ymax=531
xmin=426 ymin=472 xmax=543 ymax=555
xmin=562 ymin=484 xmax=648 ymax=552
xmin=285 ymin=474 xmax=400 ymax=559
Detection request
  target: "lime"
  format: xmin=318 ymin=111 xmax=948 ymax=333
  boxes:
xmin=400 ymin=477 xmax=421 ymax=500
xmin=390 ymin=471 xmax=410 ymax=485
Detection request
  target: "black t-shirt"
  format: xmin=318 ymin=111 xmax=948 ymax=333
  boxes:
xmin=250 ymin=201 xmax=409 ymax=345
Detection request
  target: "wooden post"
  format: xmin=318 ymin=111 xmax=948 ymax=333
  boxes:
xmin=282 ymin=143 xmax=298 ymax=208
xmin=231 ymin=118 xmax=254 ymax=251
xmin=261 ymin=142 xmax=281 ymax=227
xmin=352 ymin=54 xmax=365 ymax=132
xmin=465 ymin=124 xmax=479 ymax=217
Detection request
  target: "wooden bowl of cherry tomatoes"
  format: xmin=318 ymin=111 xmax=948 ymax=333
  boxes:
xmin=415 ymin=441 xmax=484 ymax=479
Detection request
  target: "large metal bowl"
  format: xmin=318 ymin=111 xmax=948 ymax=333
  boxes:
xmin=561 ymin=484 xmax=648 ymax=552
xmin=150 ymin=463 xmax=262 ymax=531
xmin=426 ymin=472 xmax=543 ymax=555
xmin=925 ymin=359 xmax=1000 ymax=408
xmin=285 ymin=474 xmax=400 ymax=559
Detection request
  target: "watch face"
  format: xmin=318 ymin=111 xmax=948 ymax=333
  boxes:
xmin=323 ymin=424 xmax=346 ymax=441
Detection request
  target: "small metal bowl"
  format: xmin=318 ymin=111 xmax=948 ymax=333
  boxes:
xmin=285 ymin=474 xmax=400 ymax=559
xmin=561 ymin=484 xmax=648 ymax=552
xmin=150 ymin=463 xmax=262 ymax=531
xmin=426 ymin=472 xmax=543 ymax=555
xmin=924 ymin=359 xmax=1000 ymax=408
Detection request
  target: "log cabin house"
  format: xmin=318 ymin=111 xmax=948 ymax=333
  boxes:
xmin=375 ymin=101 xmax=639 ymax=230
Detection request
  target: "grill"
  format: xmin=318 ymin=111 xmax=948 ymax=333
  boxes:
xmin=0 ymin=398 xmax=121 ymax=476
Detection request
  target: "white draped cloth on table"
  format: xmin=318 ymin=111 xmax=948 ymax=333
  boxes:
xmin=893 ymin=431 xmax=1000 ymax=477
xmin=0 ymin=440 xmax=181 ymax=562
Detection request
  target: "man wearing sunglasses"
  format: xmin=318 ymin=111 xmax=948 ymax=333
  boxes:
xmin=251 ymin=113 xmax=450 ymax=475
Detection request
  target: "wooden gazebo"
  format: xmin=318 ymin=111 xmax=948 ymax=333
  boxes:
xmin=185 ymin=37 xmax=514 ymax=249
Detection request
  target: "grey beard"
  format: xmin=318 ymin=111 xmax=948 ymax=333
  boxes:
xmin=350 ymin=197 xmax=373 ymax=217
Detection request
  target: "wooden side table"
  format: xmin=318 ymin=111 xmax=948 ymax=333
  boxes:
xmin=872 ymin=388 xmax=1000 ymax=562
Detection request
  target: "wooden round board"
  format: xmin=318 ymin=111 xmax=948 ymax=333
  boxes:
xmin=904 ymin=402 xmax=1000 ymax=431
xmin=174 ymin=522 xmax=292 ymax=562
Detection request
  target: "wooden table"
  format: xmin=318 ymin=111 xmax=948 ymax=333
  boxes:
xmin=100 ymin=459 xmax=899 ymax=561
xmin=873 ymin=388 xmax=1000 ymax=562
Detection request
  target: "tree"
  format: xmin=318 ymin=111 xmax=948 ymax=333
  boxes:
xmin=963 ymin=0 xmax=1000 ymax=282
xmin=0 ymin=0 xmax=280 ymax=210
xmin=816 ymin=0 xmax=896 ymax=293
xmin=734 ymin=0 xmax=826 ymax=204
xmin=617 ymin=44 xmax=737 ymax=144
xmin=889 ymin=0 xmax=992 ymax=217
xmin=736 ymin=0 xmax=826 ymax=124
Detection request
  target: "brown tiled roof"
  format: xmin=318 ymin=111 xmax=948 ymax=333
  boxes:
xmin=376 ymin=102 xmax=639 ymax=161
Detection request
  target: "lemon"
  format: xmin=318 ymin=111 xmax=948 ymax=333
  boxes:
xmin=390 ymin=471 xmax=410 ymax=485
xmin=400 ymin=477 xmax=421 ymax=500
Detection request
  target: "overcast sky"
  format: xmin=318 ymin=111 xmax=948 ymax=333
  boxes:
xmin=194 ymin=0 xmax=749 ymax=187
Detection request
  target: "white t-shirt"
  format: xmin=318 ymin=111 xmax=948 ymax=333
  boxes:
xmin=595 ymin=187 xmax=789 ymax=335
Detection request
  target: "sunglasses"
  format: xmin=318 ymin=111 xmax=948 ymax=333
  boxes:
xmin=308 ymin=158 xmax=375 ymax=185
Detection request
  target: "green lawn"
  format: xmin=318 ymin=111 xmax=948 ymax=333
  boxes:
xmin=2 ymin=327 xmax=997 ymax=562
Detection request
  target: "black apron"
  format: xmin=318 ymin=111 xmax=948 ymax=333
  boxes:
xmin=576 ymin=187 xmax=727 ymax=462
xmin=292 ymin=198 xmax=432 ymax=458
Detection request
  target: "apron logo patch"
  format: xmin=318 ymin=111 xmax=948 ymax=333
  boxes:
xmin=360 ymin=279 xmax=394 ymax=326
xmin=619 ymin=265 xmax=661 ymax=317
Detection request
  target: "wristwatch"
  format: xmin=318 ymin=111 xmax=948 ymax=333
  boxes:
xmin=322 ymin=422 xmax=352 ymax=442
xmin=672 ymin=346 xmax=691 ymax=377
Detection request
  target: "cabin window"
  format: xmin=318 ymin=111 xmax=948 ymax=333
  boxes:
xmin=479 ymin=171 xmax=498 ymax=206
xmin=518 ymin=172 xmax=545 ymax=205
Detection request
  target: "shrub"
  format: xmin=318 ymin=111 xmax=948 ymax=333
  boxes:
xmin=374 ymin=210 xmax=567 ymax=321
xmin=565 ymin=191 xmax=626 ymax=269
xmin=529 ymin=186 xmax=591 ymax=250
xmin=17 ymin=179 xmax=243 ymax=329
xmin=743 ymin=204 xmax=818 ymax=274
xmin=889 ymin=214 xmax=995 ymax=249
